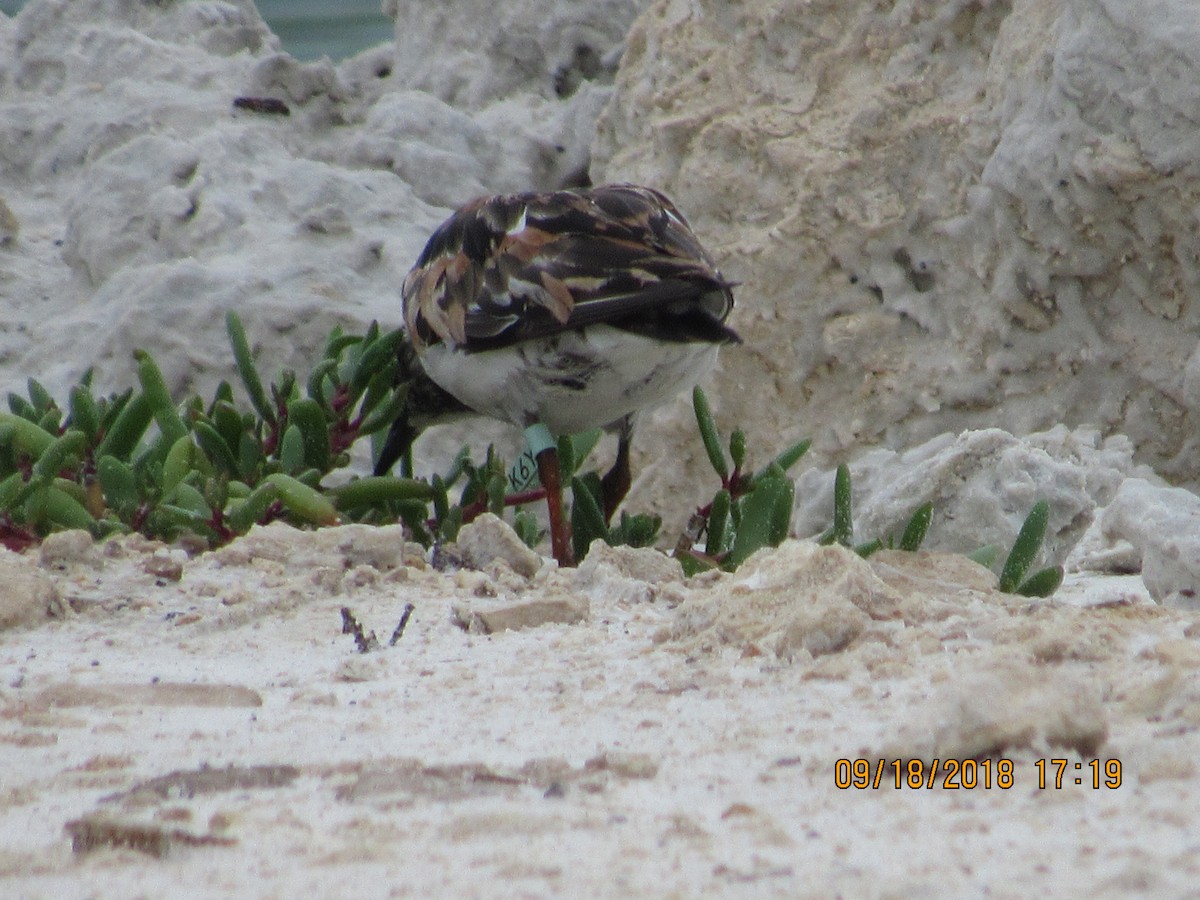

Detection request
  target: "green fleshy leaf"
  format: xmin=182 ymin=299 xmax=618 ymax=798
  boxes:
xmin=69 ymin=384 xmax=101 ymax=445
xmin=756 ymin=438 xmax=812 ymax=482
xmin=569 ymin=429 xmax=602 ymax=470
xmin=999 ymin=500 xmax=1050 ymax=592
xmin=96 ymin=388 xmax=132 ymax=434
xmin=213 ymin=380 xmax=234 ymax=406
xmin=854 ymin=538 xmax=883 ymax=558
xmin=357 ymin=383 xmax=410 ymax=439
xmin=279 ymin=423 xmax=305 ymax=474
xmin=0 ymin=412 xmax=55 ymax=458
xmin=705 ymin=488 xmax=731 ymax=558
xmin=26 ymin=484 xmax=95 ymax=531
xmin=26 ymin=378 xmax=54 ymax=414
xmin=193 ymin=420 xmax=239 ymax=476
xmin=486 ymin=472 xmax=506 ymax=516
xmin=8 ymin=392 xmax=38 ymax=421
xmin=693 ymin=386 xmax=728 ymax=480
xmin=677 ymin=549 xmax=718 ymax=577
xmin=97 ymin=456 xmax=139 ymax=514
xmin=306 ymin=357 xmax=340 ymax=408
xmin=169 ymin=481 xmax=210 ymax=517
xmin=570 ymin=473 xmax=608 ymax=562
xmin=237 ymin=431 xmax=263 ymax=482
xmin=209 ymin=400 xmax=245 ymax=458
xmin=899 ymin=502 xmax=934 ymax=552
xmin=36 ymin=408 xmax=61 ymax=434
xmin=146 ymin=504 xmax=212 ymax=538
xmin=441 ymin=447 xmax=471 ymax=487
xmin=513 ymin=508 xmax=541 ymax=549
xmin=356 ymin=365 xmax=397 ymax=427
xmin=611 ymin=511 xmax=661 ymax=549
xmin=348 ymin=327 xmax=399 ymax=402
xmin=264 ymin=472 xmax=339 ymax=525
xmin=0 ymin=471 xmax=23 ymax=512
xmin=831 ymin=463 xmax=853 ymax=547
xmin=438 ymin=505 xmax=463 ymax=543
xmin=728 ymin=429 xmax=746 ymax=472
xmin=226 ymin=310 xmax=276 ymax=426
xmin=161 ymin=435 xmax=196 ymax=497
xmin=1017 ymin=565 xmax=1064 ymax=598
xmin=30 ymin=430 xmax=86 ymax=487
xmin=95 ymin=392 xmax=154 ymax=461
xmin=557 ymin=434 xmax=576 ymax=483
xmin=134 ymin=349 xmax=187 ymax=446
xmin=329 ymin=475 xmax=434 ymax=511
xmin=225 ymin=482 xmax=281 ymax=532
xmin=431 ymin=474 xmax=450 ymax=524
xmin=725 ymin=474 xmax=794 ymax=568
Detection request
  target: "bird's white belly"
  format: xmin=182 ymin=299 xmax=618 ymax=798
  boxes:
xmin=421 ymin=326 xmax=720 ymax=434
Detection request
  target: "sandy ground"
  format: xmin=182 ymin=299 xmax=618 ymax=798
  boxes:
xmin=3 ymin=520 xmax=1200 ymax=898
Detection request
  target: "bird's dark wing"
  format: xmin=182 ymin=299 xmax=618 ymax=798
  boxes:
xmin=403 ymin=184 xmax=739 ymax=353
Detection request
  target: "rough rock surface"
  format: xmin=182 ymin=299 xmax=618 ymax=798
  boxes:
xmin=593 ymin=0 xmax=1200 ymax=514
xmin=0 ymin=546 xmax=62 ymax=629
xmin=0 ymin=0 xmax=640 ymax=405
xmin=1094 ymin=479 xmax=1200 ymax=608
xmin=791 ymin=425 xmax=1151 ymax=561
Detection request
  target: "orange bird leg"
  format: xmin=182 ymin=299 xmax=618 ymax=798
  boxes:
xmin=536 ymin=446 xmax=574 ymax=567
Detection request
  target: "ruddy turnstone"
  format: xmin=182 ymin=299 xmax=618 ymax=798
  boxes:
xmin=377 ymin=183 xmax=739 ymax=566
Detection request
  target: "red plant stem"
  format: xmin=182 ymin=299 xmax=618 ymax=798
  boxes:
xmin=457 ymin=487 xmax=549 ymax=525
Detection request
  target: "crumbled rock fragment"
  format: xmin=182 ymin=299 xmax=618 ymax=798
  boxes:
xmin=38 ymin=529 xmax=97 ymax=568
xmin=451 ymin=592 xmax=588 ymax=633
xmin=868 ymin=549 xmax=999 ymax=622
xmin=330 ymin=524 xmax=422 ymax=571
xmin=144 ymin=550 xmax=185 ymax=582
xmin=574 ymin=541 xmax=683 ymax=606
xmin=213 ymin=522 xmax=422 ymax=572
xmin=670 ymin=541 xmax=901 ymax=660
xmin=1097 ymin=478 xmax=1200 ymax=608
xmin=455 ymin=513 xmax=542 ymax=579
xmin=879 ymin=652 xmax=1108 ymax=761
xmin=28 ymin=682 xmax=262 ymax=709
xmin=0 ymin=548 xmax=65 ymax=629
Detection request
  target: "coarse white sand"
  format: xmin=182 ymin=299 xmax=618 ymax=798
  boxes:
xmin=2 ymin=522 xmax=1200 ymax=897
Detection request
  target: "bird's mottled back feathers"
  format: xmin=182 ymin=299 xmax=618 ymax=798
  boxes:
xmin=403 ymin=184 xmax=737 ymax=352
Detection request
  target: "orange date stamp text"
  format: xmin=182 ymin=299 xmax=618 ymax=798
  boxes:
xmin=834 ymin=758 xmax=1123 ymax=790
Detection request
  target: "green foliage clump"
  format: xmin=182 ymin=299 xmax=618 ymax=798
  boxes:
xmin=0 ymin=317 xmax=1063 ymax=598
xmin=0 ymin=313 xmax=427 ymax=549
xmin=813 ymin=462 xmax=1061 ymax=596
xmin=984 ymin=500 xmax=1064 ymax=597
xmin=815 ymin=463 xmax=934 ymax=559
xmin=675 ymin=386 xmax=810 ymax=575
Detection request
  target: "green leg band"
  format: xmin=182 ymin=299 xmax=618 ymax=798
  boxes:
xmin=523 ymin=423 xmax=556 ymax=457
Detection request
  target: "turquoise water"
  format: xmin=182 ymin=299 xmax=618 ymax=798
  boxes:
xmin=0 ymin=0 xmax=393 ymax=61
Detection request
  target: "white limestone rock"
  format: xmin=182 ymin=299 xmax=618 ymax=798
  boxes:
xmin=0 ymin=0 xmax=635 ymax=407
xmin=1095 ymin=479 xmax=1200 ymax=609
xmin=790 ymin=426 xmax=1152 ymax=564
xmin=594 ymin=0 xmax=1200 ymax=503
